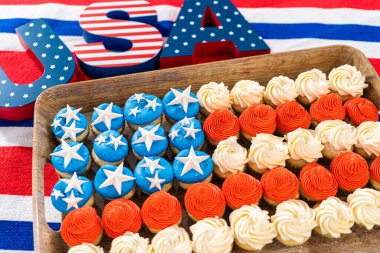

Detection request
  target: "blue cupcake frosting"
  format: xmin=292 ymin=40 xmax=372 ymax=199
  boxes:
xmin=124 ymin=93 xmax=163 ymax=125
xmin=51 ymin=173 xmax=93 ymax=213
xmin=94 ymin=163 xmax=135 ymax=199
xmin=169 ymin=117 xmax=204 ymax=151
xmin=173 ymin=147 xmax=213 ymax=184
xmin=134 ymin=156 xmax=174 ymax=194
xmin=50 ymin=140 xmax=90 ymax=175
xmin=93 ymin=130 xmax=128 ymax=162
xmin=91 ymin=102 xmax=124 ymax=133
xmin=163 ymin=86 xmax=199 ymax=121
xmin=131 ymin=124 xmax=168 ymax=157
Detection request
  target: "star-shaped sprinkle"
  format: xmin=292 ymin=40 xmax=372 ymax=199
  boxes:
xmin=62 ymin=172 xmax=87 ymax=194
xmin=128 ymin=106 xmax=141 ymax=117
xmin=133 ymin=125 xmax=166 ymax=152
xmin=183 ymin=123 xmax=201 ymax=139
xmin=59 ymin=105 xmax=82 ymax=125
xmin=133 ymin=93 xmax=145 ymax=103
xmin=180 ymin=117 xmax=194 ymax=126
xmin=146 ymin=171 xmax=165 ymax=191
xmin=140 ymin=157 xmax=164 ymax=174
xmin=144 ymin=98 xmax=161 ymax=111
xmin=92 ymin=103 xmax=123 ymax=130
xmin=107 ymin=134 xmax=127 ymax=151
xmin=99 ymin=162 xmax=135 ymax=195
xmin=169 ymin=129 xmax=180 ymax=140
xmin=51 ymin=189 xmax=64 ymax=200
xmin=61 ymin=121 xmax=84 ymax=141
xmin=175 ymin=147 xmax=209 ymax=176
xmin=51 ymin=119 xmax=61 ymax=129
xmin=96 ymin=135 xmax=107 ymax=144
xmin=50 ymin=140 xmax=84 ymax=168
xmin=62 ymin=191 xmax=83 ymax=211
xmin=167 ymin=86 xmax=198 ymax=113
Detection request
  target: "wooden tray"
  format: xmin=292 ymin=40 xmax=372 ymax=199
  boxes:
xmin=33 ymin=45 xmax=380 ymax=253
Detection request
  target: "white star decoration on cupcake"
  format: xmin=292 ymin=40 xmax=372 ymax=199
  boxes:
xmin=169 ymin=129 xmax=180 ymax=140
xmin=99 ymin=162 xmax=135 ymax=195
xmin=144 ymin=98 xmax=161 ymax=111
xmin=140 ymin=157 xmax=164 ymax=174
xmin=61 ymin=121 xmax=84 ymax=141
xmin=62 ymin=191 xmax=83 ymax=210
xmin=51 ymin=189 xmax=64 ymax=200
xmin=133 ymin=125 xmax=166 ymax=152
xmin=176 ymin=147 xmax=209 ymax=176
xmin=62 ymin=172 xmax=87 ymax=194
xmin=133 ymin=93 xmax=145 ymax=103
xmin=183 ymin=123 xmax=201 ymax=139
xmin=167 ymin=86 xmax=198 ymax=113
xmin=96 ymin=135 xmax=107 ymax=144
xmin=107 ymin=135 xmax=127 ymax=151
xmin=180 ymin=116 xmax=194 ymax=126
xmin=50 ymin=140 xmax=84 ymax=168
xmin=129 ymin=106 xmax=141 ymax=117
xmin=51 ymin=118 xmax=61 ymax=129
xmin=91 ymin=102 xmax=123 ymax=130
xmin=146 ymin=171 xmax=165 ymax=190
xmin=59 ymin=105 xmax=82 ymax=125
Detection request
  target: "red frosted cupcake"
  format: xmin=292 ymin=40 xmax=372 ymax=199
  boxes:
xmin=239 ymin=103 xmax=276 ymax=141
xmin=185 ymin=182 xmax=226 ymax=221
xmin=310 ymin=93 xmax=346 ymax=125
xmin=299 ymin=163 xmax=338 ymax=202
xmin=61 ymin=206 xmax=103 ymax=247
xmin=330 ymin=152 xmax=369 ymax=192
xmin=102 ymin=199 xmax=142 ymax=238
xmin=344 ymin=97 xmax=378 ymax=125
xmin=222 ymin=173 xmax=262 ymax=209
xmin=370 ymin=157 xmax=380 ymax=190
xmin=260 ymin=167 xmax=299 ymax=206
xmin=203 ymin=108 xmax=240 ymax=146
xmin=275 ymin=101 xmax=311 ymax=134
xmin=141 ymin=191 xmax=182 ymax=233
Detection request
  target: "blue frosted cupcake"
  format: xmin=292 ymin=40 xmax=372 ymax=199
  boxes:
xmin=94 ymin=162 xmax=136 ymax=200
xmin=134 ymin=156 xmax=174 ymax=195
xmin=50 ymin=140 xmax=91 ymax=178
xmin=51 ymin=104 xmax=89 ymax=142
xmin=162 ymin=85 xmax=199 ymax=123
xmin=131 ymin=124 xmax=168 ymax=160
xmin=51 ymin=172 xmax=94 ymax=213
xmin=124 ymin=93 xmax=163 ymax=131
xmin=173 ymin=147 xmax=213 ymax=190
xmin=91 ymin=102 xmax=124 ymax=135
xmin=92 ymin=130 xmax=128 ymax=166
xmin=168 ymin=117 xmax=204 ymax=154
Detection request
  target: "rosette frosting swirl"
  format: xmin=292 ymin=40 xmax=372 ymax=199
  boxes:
xmin=110 ymin=232 xmax=151 ymax=253
xmin=295 ymin=69 xmax=330 ymax=103
xmin=344 ymin=97 xmax=378 ymax=125
xmin=264 ymin=76 xmax=298 ymax=106
xmin=203 ymin=109 xmax=240 ymax=142
xmin=231 ymin=80 xmax=265 ymax=108
xmin=310 ymin=93 xmax=346 ymax=123
xmin=286 ymin=128 xmax=324 ymax=163
xmin=196 ymin=82 xmax=232 ymax=113
xmin=356 ymin=121 xmax=380 ymax=156
xmin=239 ymin=104 xmax=276 ymax=137
xmin=68 ymin=243 xmax=104 ymax=253
xmin=151 ymin=225 xmax=192 ymax=253
xmin=328 ymin=64 xmax=368 ymax=97
xmin=275 ymin=101 xmax=311 ymax=133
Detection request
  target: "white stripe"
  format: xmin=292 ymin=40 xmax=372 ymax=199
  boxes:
xmin=120 ymin=34 xmax=162 ymax=40
xmin=88 ymin=27 xmax=158 ymax=35
xmin=77 ymin=49 xmax=159 ymax=58
xmin=90 ymin=1 xmax=149 ymax=7
xmin=82 ymin=6 xmax=155 ymax=15
xmin=0 ymin=127 xmax=33 ymax=147
xmin=87 ymin=57 xmax=150 ymax=65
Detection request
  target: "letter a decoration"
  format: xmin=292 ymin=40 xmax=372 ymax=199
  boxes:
xmin=160 ymin=0 xmax=270 ymax=68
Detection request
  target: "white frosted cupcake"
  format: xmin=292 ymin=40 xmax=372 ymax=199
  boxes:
xmin=190 ymin=217 xmax=234 ymax=253
xmin=196 ymin=82 xmax=233 ymax=115
xmin=347 ymin=188 xmax=380 ymax=230
xmin=230 ymin=80 xmax=264 ymax=113
xmin=212 ymin=136 xmax=248 ymax=178
xmin=151 ymin=225 xmax=191 ymax=253
xmin=314 ymin=197 xmax=354 ymax=238
xmin=110 ymin=232 xmax=151 ymax=253
xmin=328 ymin=64 xmax=368 ymax=101
xmin=286 ymin=128 xmax=324 ymax=169
xmin=355 ymin=121 xmax=380 ymax=159
xmin=315 ymin=119 xmax=358 ymax=160
xmin=248 ymin=133 xmax=290 ymax=174
xmin=295 ymin=69 xmax=330 ymax=105
xmin=263 ymin=76 xmax=298 ymax=108
xmin=229 ymin=205 xmax=277 ymax=251
xmin=271 ymin=199 xmax=316 ymax=246
xmin=68 ymin=243 xmax=104 ymax=253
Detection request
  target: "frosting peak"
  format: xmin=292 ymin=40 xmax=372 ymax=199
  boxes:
xmin=203 ymin=109 xmax=240 ymax=142
xmin=239 ymin=103 xmax=276 ymax=137
xmin=264 ymin=76 xmax=298 ymax=106
xmin=295 ymin=69 xmax=330 ymax=103
xmin=151 ymin=225 xmax=192 ymax=253
xmin=286 ymin=128 xmax=324 ymax=163
xmin=275 ymin=101 xmax=311 ymax=133
xmin=196 ymin=82 xmax=233 ymax=113
xmin=110 ymin=232 xmax=151 ymax=253
xmin=310 ymin=93 xmax=346 ymax=123
xmin=328 ymin=64 xmax=368 ymax=97
xmin=344 ymin=98 xmax=378 ymax=125
xmin=356 ymin=121 xmax=380 ymax=156
xmin=231 ymin=80 xmax=264 ymax=108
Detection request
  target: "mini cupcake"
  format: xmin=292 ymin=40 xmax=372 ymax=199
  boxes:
xmin=50 ymin=140 xmax=91 ymax=178
xmin=271 ymin=199 xmax=316 ymax=246
xmin=263 ymin=76 xmax=298 ymax=108
xmin=110 ymin=232 xmax=151 ymax=253
xmin=299 ymin=163 xmax=338 ymax=202
xmin=168 ymin=117 xmax=204 ymax=153
xmin=330 ymin=152 xmax=369 ymax=192
xmin=203 ymin=108 xmax=240 ymax=146
xmin=162 ymin=85 xmax=199 ymax=123
xmin=355 ymin=121 xmax=380 ymax=159
xmin=94 ymin=162 xmax=136 ymax=200
xmin=173 ymin=147 xmax=213 ymax=190
xmin=315 ymin=119 xmax=357 ymax=160
xmin=134 ymin=156 xmax=174 ymax=194
xmin=344 ymin=97 xmax=378 ymax=125
xmin=51 ymin=173 xmax=94 ymax=213
xmin=141 ymin=191 xmax=182 ymax=233
xmin=328 ymin=64 xmax=368 ymax=101
xmin=260 ymin=167 xmax=299 ymax=206
xmin=212 ymin=136 xmax=248 ymax=178
xmin=370 ymin=157 xmax=380 ymax=190
xmin=238 ymin=103 xmax=276 ymax=141
xmin=51 ymin=104 xmax=89 ymax=142
xmin=347 ymin=188 xmax=380 ymax=230
xmin=131 ymin=124 xmax=168 ymax=160
xmin=91 ymin=102 xmax=124 ymax=135
xmin=196 ymin=81 xmax=233 ymax=115
xmin=295 ymin=69 xmax=330 ymax=105
xmin=229 ymin=205 xmax=276 ymax=251
xmin=286 ymin=128 xmax=324 ymax=169
xmin=68 ymin=243 xmax=104 ymax=253
xmin=61 ymin=206 xmax=103 ymax=247
xmin=190 ymin=217 xmax=234 ymax=253
xmin=184 ymin=182 xmax=226 ymax=221
xmin=222 ymin=173 xmax=262 ymax=209
xmin=92 ymin=130 xmax=128 ymax=166
xmin=151 ymin=225 xmax=192 ymax=253
xmin=248 ymin=134 xmax=289 ymax=175
xmin=314 ymin=197 xmax=354 ymax=238
xmin=230 ymin=80 xmax=265 ymax=113
xmin=310 ymin=93 xmax=346 ymax=126
xmin=102 ymin=199 xmax=142 ymax=238
xmin=275 ymin=101 xmax=311 ymax=134
xmin=123 ymin=93 xmax=163 ymax=131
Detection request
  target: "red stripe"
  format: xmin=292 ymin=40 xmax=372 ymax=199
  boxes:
xmin=80 ymin=10 xmax=156 ymax=18
xmin=80 ymin=19 xmax=121 ymax=25
xmin=97 ymin=62 xmax=140 ymax=67
xmin=100 ymin=31 xmax=160 ymax=37
xmin=85 ymin=24 xmax=148 ymax=31
xmin=86 ymin=4 xmax=151 ymax=10
xmin=79 ymin=53 xmax=155 ymax=61
xmin=369 ymin=58 xmax=380 ymax=74
xmin=75 ymin=46 xmax=161 ymax=54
